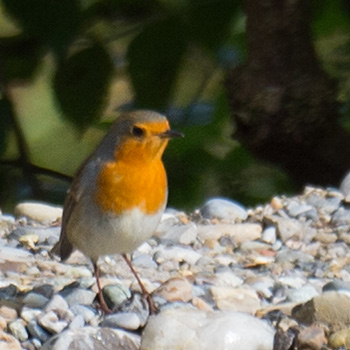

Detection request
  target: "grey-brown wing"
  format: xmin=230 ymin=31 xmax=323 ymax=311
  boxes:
xmin=51 ymin=157 xmax=97 ymax=261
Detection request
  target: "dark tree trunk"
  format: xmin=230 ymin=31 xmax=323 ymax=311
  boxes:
xmin=226 ymin=0 xmax=350 ymax=188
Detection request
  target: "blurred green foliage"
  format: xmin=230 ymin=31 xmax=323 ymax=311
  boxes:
xmin=0 ymin=0 xmax=349 ymax=211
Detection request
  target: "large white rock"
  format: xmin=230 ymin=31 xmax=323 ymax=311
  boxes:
xmin=141 ymin=308 xmax=274 ymax=350
xmin=14 ymin=202 xmax=63 ymax=224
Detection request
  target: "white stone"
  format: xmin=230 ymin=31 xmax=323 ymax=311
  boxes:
xmin=262 ymin=226 xmax=277 ymax=244
xmin=154 ymin=246 xmax=202 ymax=265
xmin=141 ymin=309 xmax=274 ymax=350
xmin=198 ymin=223 xmax=262 ymax=243
xmin=38 ymin=311 xmax=68 ymax=334
xmin=14 ymin=202 xmax=62 ymax=224
xmin=44 ymin=294 xmax=69 ymax=313
xmin=200 ymin=198 xmax=248 ymax=221
xmin=40 ymin=327 xmax=141 ymax=350
xmin=214 ymin=271 xmax=243 ymax=288
xmin=210 ymin=286 xmax=261 ymax=314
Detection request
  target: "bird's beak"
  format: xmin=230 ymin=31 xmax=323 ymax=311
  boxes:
xmin=159 ymin=129 xmax=184 ymax=139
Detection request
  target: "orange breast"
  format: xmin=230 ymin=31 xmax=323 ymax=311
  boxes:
xmin=95 ymin=158 xmax=167 ymax=215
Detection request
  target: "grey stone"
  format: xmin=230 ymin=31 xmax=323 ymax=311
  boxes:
xmin=286 ymin=285 xmax=319 ymax=303
xmin=32 ymin=284 xmax=54 ymax=299
xmin=23 ymin=292 xmax=49 ymax=309
xmin=131 ymin=254 xmax=158 ymax=269
xmin=332 ymin=208 xmax=350 ymax=225
xmin=40 ymin=327 xmax=140 ymax=350
xmin=70 ymin=305 xmax=97 ymax=323
xmin=286 ymin=200 xmax=314 ymax=217
xmin=69 ymin=315 xmax=85 ymax=330
xmin=160 ymin=223 xmax=197 ymax=245
xmin=27 ymin=320 xmax=51 ymax=342
xmin=63 ymin=288 xmax=96 ymax=307
xmin=102 ymin=284 xmax=131 ymax=310
xmin=117 ymin=293 xmax=150 ymax=327
xmin=101 ymin=313 xmax=141 ymax=330
xmin=276 ymin=249 xmax=314 ymax=264
xmin=323 ymin=280 xmax=350 ymax=294
xmin=10 ymin=226 xmax=60 ymax=244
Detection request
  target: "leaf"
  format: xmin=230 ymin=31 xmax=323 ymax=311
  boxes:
xmin=127 ymin=18 xmax=187 ymax=110
xmin=0 ymin=36 xmax=42 ymax=81
xmin=53 ymin=44 xmax=114 ymax=130
xmin=91 ymin=0 xmax=162 ymax=20
xmin=2 ymin=0 xmax=82 ymax=54
xmin=185 ymin=0 xmax=239 ymax=52
xmin=312 ymin=0 xmax=350 ymax=37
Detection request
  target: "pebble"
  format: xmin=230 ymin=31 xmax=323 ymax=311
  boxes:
xmin=0 ymin=306 xmax=17 ymax=322
xmin=10 ymin=226 xmax=60 ymax=245
xmin=8 ymin=319 xmax=28 ymax=342
xmin=69 ymin=314 xmax=85 ymax=329
xmin=292 ymin=291 xmax=350 ymax=330
xmin=101 ymin=312 xmax=141 ymax=330
xmin=20 ymin=308 xmax=41 ymax=323
xmin=40 ymin=327 xmax=140 ymax=350
xmin=329 ymin=328 xmax=350 ymax=349
xmin=70 ymin=305 xmax=97 ymax=323
xmin=0 ymin=329 xmax=22 ymax=350
xmin=154 ymin=246 xmax=202 ymax=265
xmin=261 ymin=226 xmax=276 ymax=244
xmin=3 ymin=185 xmax=350 ymax=348
xmin=141 ymin=309 xmax=274 ymax=350
xmin=102 ymin=284 xmax=131 ymax=310
xmin=27 ymin=320 xmax=51 ymax=343
xmin=323 ymin=280 xmax=350 ymax=294
xmin=61 ymin=288 xmax=96 ymax=307
xmin=340 ymin=171 xmax=350 ymax=202
xmin=160 ymin=223 xmax=197 ymax=245
xmin=23 ymin=292 xmax=49 ymax=309
xmin=14 ymin=202 xmax=62 ymax=224
xmin=297 ymin=325 xmax=325 ymax=350
xmin=213 ymin=270 xmax=243 ymax=288
xmin=210 ymin=286 xmax=261 ymax=313
xmin=0 ymin=317 xmax=6 ymax=331
xmin=286 ymin=285 xmax=319 ymax=303
xmin=38 ymin=311 xmax=68 ymax=334
xmin=200 ymin=198 xmax=248 ymax=221
xmin=153 ymin=277 xmax=193 ymax=302
xmin=198 ymin=223 xmax=262 ymax=243
xmin=44 ymin=294 xmax=69 ymax=314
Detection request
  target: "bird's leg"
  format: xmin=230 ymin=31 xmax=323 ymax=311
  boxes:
xmin=122 ymin=253 xmax=155 ymax=314
xmin=93 ymin=261 xmax=112 ymax=314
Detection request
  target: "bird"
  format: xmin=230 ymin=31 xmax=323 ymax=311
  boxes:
xmin=52 ymin=110 xmax=183 ymax=313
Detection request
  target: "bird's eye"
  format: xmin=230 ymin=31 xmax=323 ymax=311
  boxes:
xmin=132 ymin=126 xmax=145 ymax=137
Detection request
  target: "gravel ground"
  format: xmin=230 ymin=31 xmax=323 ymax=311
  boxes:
xmin=2 ymin=185 xmax=350 ymax=349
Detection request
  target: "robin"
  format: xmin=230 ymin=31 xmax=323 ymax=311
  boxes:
xmin=52 ymin=110 xmax=183 ymax=313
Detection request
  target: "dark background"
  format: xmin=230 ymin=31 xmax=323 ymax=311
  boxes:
xmin=0 ymin=0 xmax=350 ymax=211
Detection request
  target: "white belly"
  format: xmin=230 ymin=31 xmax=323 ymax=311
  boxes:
xmin=67 ymin=196 xmax=164 ymax=260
